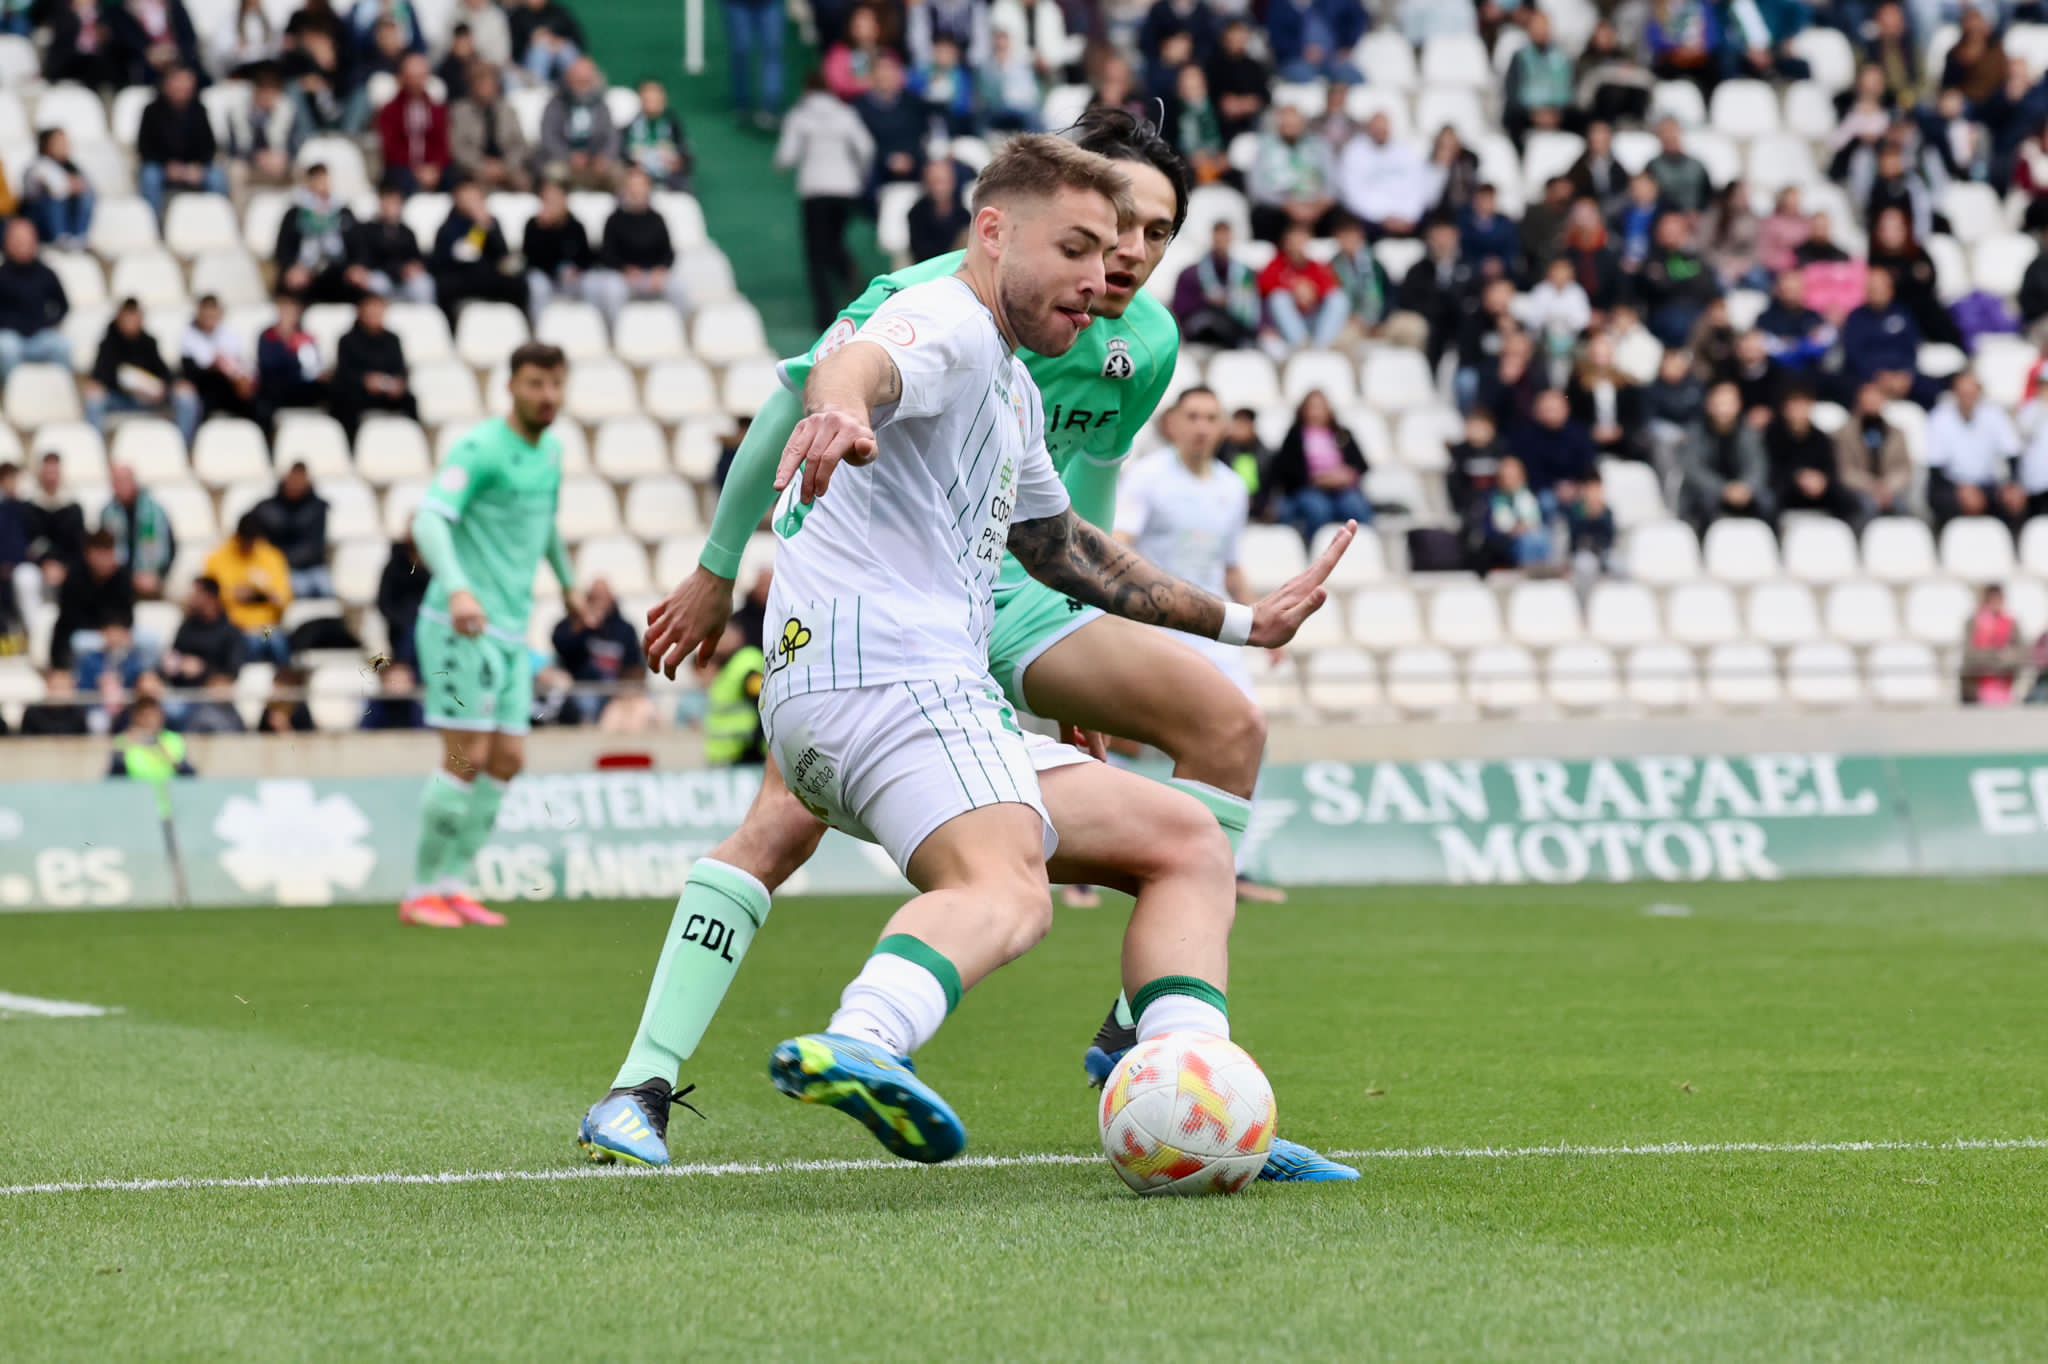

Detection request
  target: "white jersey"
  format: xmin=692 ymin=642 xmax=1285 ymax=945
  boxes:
xmin=764 ymin=276 xmax=1071 ymax=712
xmin=1115 ymin=449 xmax=1248 ymax=597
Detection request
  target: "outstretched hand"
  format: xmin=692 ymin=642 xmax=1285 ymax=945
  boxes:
xmin=1248 ymin=520 xmax=1355 ymax=649
xmin=775 ymin=406 xmax=877 ymax=505
xmin=644 ymin=565 xmax=736 ymax=678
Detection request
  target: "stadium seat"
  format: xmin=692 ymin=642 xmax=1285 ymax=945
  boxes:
xmin=674 ymin=420 xmax=732 ymax=482
xmin=323 ymin=479 xmax=380 ymax=542
xmin=88 ymin=196 xmax=161 ymax=257
xmin=536 ymin=301 xmax=611 ymax=360
xmin=565 ymin=358 xmax=640 ymax=423
xmin=295 ymin=136 xmax=369 ymax=199
xmin=1785 ymin=641 xmax=1862 ymax=707
xmin=652 ymin=534 xmax=710 ymax=588
xmin=332 ymin=538 xmax=386 ymax=609
xmin=556 ymin=476 xmax=622 ymax=540
xmin=1972 ymin=233 xmax=2037 ymax=297
xmin=45 ymin=250 xmax=107 ymax=311
xmin=1781 ymin=517 xmax=1860 ymax=583
xmin=612 ymin=303 xmax=689 ymax=366
xmin=1240 ymin=524 xmax=1309 ymax=593
xmin=1745 ymin=580 xmax=1822 ymax=646
xmin=109 ymin=248 xmax=186 ymax=308
xmin=1867 ymin=639 xmax=1944 ymax=706
xmin=1394 ymin=408 xmax=1458 ymax=474
xmin=1415 ymin=87 xmax=1489 ymax=144
xmin=1521 ymin=131 xmax=1585 ymax=197
xmin=453 ymin=302 xmax=532 ymax=369
xmin=7 ymin=366 xmax=84 ymax=429
xmin=1361 ymin=348 xmax=1435 ymax=414
xmin=1348 ymin=584 xmax=1424 ymax=649
xmin=679 ymin=246 xmax=738 ymax=304
xmin=217 ymin=478 xmax=269 ymax=532
xmin=385 ymin=303 xmax=454 ymax=366
xmin=1925 ymin=234 xmax=1968 ymax=304
xmin=1281 ymin=350 xmax=1358 ymax=407
xmin=1599 ymin=459 xmax=1666 ymax=529
xmin=653 ymin=192 xmax=709 ymax=250
xmin=1903 ymin=578 xmax=1977 ymax=644
xmin=1976 ymin=334 xmax=2036 ymax=409
xmin=1938 ymin=516 xmax=2016 ymax=584
xmin=1612 ymin=325 xmax=1664 ymax=383
xmin=1313 ymin=520 xmax=1383 ymax=588
xmin=1651 ymin=79 xmax=1707 ymax=127
xmin=1505 ymin=580 xmax=1583 ymax=647
xmin=1708 ymin=79 xmax=1779 ymax=138
xmin=721 ymin=358 xmax=783 ymax=418
xmin=273 ymin=413 xmax=354 ymax=480
xmin=1703 ymin=518 xmax=1781 ymax=585
xmin=190 ymin=249 xmax=268 ymax=308
xmin=1788 ymin=28 xmax=1856 ymax=90
xmin=1744 ymin=134 xmax=1818 ymax=194
xmin=1385 ymin=645 xmax=1463 ymax=714
xmin=1940 ymin=183 xmax=2004 ymax=245
xmin=574 ymin=535 xmax=654 ymax=595
xmin=1545 ymin=641 xmax=1619 ymax=710
xmin=151 ymin=482 xmax=218 ymax=543
xmin=1624 ymin=519 xmax=1700 ymax=584
xmin=190 ymin=418 xmax=272 ymax=488
xmin=60 ymin=304 xmax=109 ymax=372
xmin=35 ymin=83 xmax=110 ymax=143
xmin=1823 ymin=580 xmax=1902 ymax=644
xmin=1665 ymin=581 xmax=1743 ymax=646
xmin=1466 ymin=643 xmax=1542 ymax=713
xmin=2004 ymin=576 xmax=2048 ymax=638
xmin=624 ymin=475 xmax=703 ymax=540
xmin=1425 ymin=582 xmax=1503 ymax=648
xmin=1204 ymin=351 xmax=1281 ymax=413
xmin=1704 ymin=641 xmax=1782 ymax=708
xmin=486 ymin=192 xmax=540 ymax=250
xmin=1917 ymin=342 xmax=1967 ymax=379
xmin=594 ymin=416 xmax=670 ymax=481
xmin=644 ymin=360 xmax=723 ymax=423
xmin=1355 ymin=31 xmax=1418 ymax=89
xmin=381 ymin=478 xmax=431 ymax=538
xmin=1585 ymin=580 xmax=1662 ymax=645
xmin=1372 ymin=236 xmax=1425 ymax=283
xmin=1419 ymin=32 xmax=1490 ymax=89
xmin=691 ymin=300 xmax=769 ymax=365
xmin=355 ymin=416 xmax=433 ymax=484
xmin=109 ymin=418 xmax=192 ymax=485
xmin=2020 ymin=518 xmax=2048 ymax=577
xmin=1863 ymin=517 xmax=1939 ymax=583
xmin=411 ymin=361 xmax=484 ymax=426
xmin=162 ymin=194 xmax=241 ymax=259
xmin=876 ymin=181 xmax=921 ymax=259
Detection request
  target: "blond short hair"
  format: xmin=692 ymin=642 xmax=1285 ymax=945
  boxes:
xmin=969 ymin=134 xmax=1136 ymax=231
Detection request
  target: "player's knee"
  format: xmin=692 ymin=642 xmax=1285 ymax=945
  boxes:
xmin=1209 ymin=691 xmax=1268 ymax=783
xmin=993 ymin=875 xmax=1056 ymax=959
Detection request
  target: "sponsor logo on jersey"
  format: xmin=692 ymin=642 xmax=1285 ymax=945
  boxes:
xmin=1102 ymin=336 xmax=1134 ymax=380
xmin=765 ymin=617 xmax=813 ymax=676
xmin=1047 ymin=404 xmax=1119 ymax=434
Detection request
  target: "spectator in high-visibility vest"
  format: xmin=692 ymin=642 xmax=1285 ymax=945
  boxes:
xmin=108 ymin=696 xmax=196 ymax=816
xmin=695 ymin=624 xmax=765 ymax=766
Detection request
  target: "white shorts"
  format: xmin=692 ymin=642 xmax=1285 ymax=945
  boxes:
xmin=764 ymin=675 xmax=1094 ymax=872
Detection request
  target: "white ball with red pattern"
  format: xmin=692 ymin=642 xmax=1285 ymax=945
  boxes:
xmin=1098 ymin=1032 xmax=1276 ymax=1196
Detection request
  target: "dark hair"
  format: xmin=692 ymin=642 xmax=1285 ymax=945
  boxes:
xmin=86 ymin=529 xmax=117 ymax=552
xmin=36 ymin=127 xmax=62 ymax=154
xmin=236 ymin=511 xmax=267 ymax=541
xmin=509 ymin=341 xmax=568 ymax=374
xmin=1062 ymin=107 xmax=1191 ymax=237
xmin=194 ymin=575 xmax=223 ymax=599
xmin=0 ymin=461 xmax=18 ymax=479
xmin=196 ymin=293 xmax=221 ymax=309
xmin=306 ymin=161 xmax=329 ymax=177
xmin=1232 ymin=407 xmax=1257 ymax=421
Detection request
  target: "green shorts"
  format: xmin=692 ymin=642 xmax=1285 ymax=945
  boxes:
xmin=985 ymin=577 xmax=1104 ymax=714
xmin=416 ymin=613 xmax=533 ymax=735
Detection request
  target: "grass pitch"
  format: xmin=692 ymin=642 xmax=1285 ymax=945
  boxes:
xmin=1 ymin=879 xmax=2044 ymax=1360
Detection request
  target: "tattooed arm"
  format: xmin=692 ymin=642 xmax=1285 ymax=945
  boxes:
xmin=1008 ymin=509 xmax=1357 ymax=649
xmin=774 ymin=340 xmax=903 ymax=504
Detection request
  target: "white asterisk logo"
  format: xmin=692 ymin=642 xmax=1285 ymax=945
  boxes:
xmin=212 ymin=780 xmax=377 ymax=906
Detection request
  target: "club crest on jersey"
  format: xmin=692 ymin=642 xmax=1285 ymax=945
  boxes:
xmin=1102 ymin=337 xmax=1134 ymax=380
xmin=813 ymin=316 xmax=857 ymax=361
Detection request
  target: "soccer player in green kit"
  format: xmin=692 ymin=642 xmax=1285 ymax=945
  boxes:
xmin=578 ymin=113 xmax=1357 ymax=1181
xmin=400 ymin=342 xmax=579 ymax=928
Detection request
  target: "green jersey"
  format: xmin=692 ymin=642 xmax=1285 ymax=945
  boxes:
xmin=418 ymin=418 xmax=570 ymax=640
xmin=715 ymin=251 xmax=1181 ymax=584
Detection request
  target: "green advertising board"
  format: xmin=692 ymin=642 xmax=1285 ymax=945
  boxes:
xmin=1 ymin=752 xmax=2046 ymax=911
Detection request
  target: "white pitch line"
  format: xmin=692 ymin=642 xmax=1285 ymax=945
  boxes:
xmin=1 ymin=1137 xmax=2042 ymax=1200
xmin=0 ymin=991 xmax=116 ymax=1019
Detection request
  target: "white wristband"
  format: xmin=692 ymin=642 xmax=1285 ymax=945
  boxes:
xmin=1217 ymin=601 xmax=1255 ymax=647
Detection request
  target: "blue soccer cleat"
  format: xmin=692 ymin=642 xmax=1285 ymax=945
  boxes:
xmin=1083 ymin=998 xmax=1138 ymax=1088
xmin=769 ymin=1033 xmax=967 ymax=1164
xmin=1083 ymin=1044 xmax=1125 ymax=1087
xmin=1258 ymin=1136 xmax=1361 ymax=1182
xmin=577 ymin=1078 xmax=700 ymax=1167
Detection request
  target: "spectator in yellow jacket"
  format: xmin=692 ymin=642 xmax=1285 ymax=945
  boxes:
xmin=203 ymin=512 xmax=294 ymax=663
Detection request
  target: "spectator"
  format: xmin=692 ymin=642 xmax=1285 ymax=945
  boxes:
xmin=1574 ymin=22 xmax=1653 ymax=127
xmin=1510 ymin=387 xmax=1597 ymax=498
xmin=457 ymin=0 xmax=511 ymax=69
xmin=1927 ymin=373 xmax=2025 ymax=527
xmin=1688 ymin=295 xmax=1740 ymax=389
xmin=1755 ymin=185 xmax=1811 ymax=278
xmin=378 ymin=535 xmax=427 ymax=666
xmin=255 ymin=664 xmax=316 ymax=732
xmin=725 ymin=0 xmax=785 ymax=129
xmin=84 ymin=299 xmax=201 ymax=444
xmin=1678 ymin=381 xmax=1773 ymax=530
xmin=0 ymin=462 xmax=27 ymax=635
xmin=137 ymin=66 xmax=224 ymax=221
xmin=1701 ymin=180 xmax=1763 ymax=289
xmin=777 ymin=72 xmax=874 ymax=329
xmin=46 ymin=0 xmax=124 ymax=89
xmin=1864 ymin=3 xmax=1918 ymax=109
xmin=1568 ymin=333 xmax=1640 ymax=461
xmin=1248 ymin=104 xmax=1339 ymax=243
xmin=978 ymin=28 xmax=1040 ymax=134
xmin=430 ymin=180 xmax=527 ymax=317
xmin=161 ymin=576 xmax=247 ymax=690
xmin=1558 ymin=197 xmax=1623 ymax=313
xmin=540 ymin=57 xmax=623 ymax=190
xmin=1756 ymin=268 xmax=1833 ymax=370
xmin=523 ymin=179 xmax=596 ymax=315
xmin=23 ymin=452 xmax=87 ymax=595
xmin=359 ymin=659 xmax=424 ymax=729
xmin=1646 ymin=117 xmax=1711 ymax=215
xmin=435 ymin=22 xmax=478 ymax=101
xmin=1769 ymin=386 xmax=1863 ymax=526
xmin=1611 ymin=170 xmax=1662 ymax=269
xmin=19 ymin=668 xmax=91 ymax=737
xmin=1723 ymin=0 xmax=1810 ymax=83
xmin=377 ymin=52 xmax=451 ymax=193
xmin=1266 ymin=0 xmax=1366 ymax=83
xmin=1338 ymin=113 xmax=1433 ymax=239
xmin=1398 ymin=217 xmax=1479 ymax=367
xmin=911 ymin=35 xmax=976 ymax=136
xmin=349 ymin=183 xmax=437 ymax=306
xmin=1646 ymin=0 xmax=1721 ymax=91
xmin=1828 ymin=64 xmax=1894 ymax=173
xmin=180 ymin=294 xmax=259 ymax=422
xmin=1868 ymin=204 xmax=1959 ymax=348
xmin=204 ymin=512 xmax=294 ymax=662
xmin=112 ymin=0 xmax=202 ymax=87
xmin=1840 ymin=268 xmax=1925 ymax=405
xmin=0 ymin=219 xmax=70 ymax=381
xmin=23 ymin=129 xmax=95 ymax=251
xmin=209 ymin=0 xmax=277 ymax=76
xmin=552 ymin=578 xmax=639 ymax=720
xmin=350 ymin=0 xmax=424 ymax=63
xmin=1269 ymin=389 xmax=1373 ymax=542
xmin=1474 ymin=454 xmax=1553 ymax=570
xmin=256 ymin=292 xmax=328 ymax=419
xmin=1857 ymin=139 xmax=1935 ymax=244
xmin=108 ymin=696 xmax=197 ymax=808
xmin=1165 ymin=64 xmax=1228 ymax=186
xmin=274 ymin=162 xmax=359 ymax=302
xmin=100 ymin=464 xmax=175 ymax=601
xmin=1794 ymin=209 xmax=1849 ymax=266
xmin=1834 ymin=381 xmax=1915 ymax=523
xmin=1458 ymin=182 xmax=1519 ymax=275
xmin=1478 ymin=329 xmax=1544 ymax=429
xmin=856 ymin=55 xmax=925 ymax=190
xmin=1943 ymin=8 xmax=2007 ymax=104
xmin=224 ymin=71 xmax=303 ymax=200
xmin=1215 ymin=406 xmax=1271 ymax=514
xmin=450 ymin=61 xmax=534 ymax=193
xmin=2020 ymin=229 xmax=2048 ymax=344
xmin=1140 ymin=0 xmax=1218 ymax=75
xmin=1257 ymin=223 xmax=1349 ymax=355
xmin=1331 ymin=213 xmax=1399 ymax=343
xmin=1505 ymin=11 xmax=1576 ymax=143
xmin=1206 ymin=19 xmax=1269 ymax=141
xmin=331 ymin=291 xmax=416 ymax=435
xmin=1518 ymin=175 xmax=1576 ymax=275
xmin=624 ymin=78 xmax=692 ymax=191
xmin=509 ymin=0 xmax=585 ymax=85
xmin=1635 ymin=212 xmax=1720 ymax=347
xmin=1963 ymin=584 xmax=2022 ymax=705
xmin=1569 ymin=121 xmax=1630 ymax=215
xmin=255 ymin=461 xmax=331 ymax=598
xmin=53 ymin=531 xmax=139 ymax=680
xmin=1719 ymin=328 xmax=1782 ymax=421
xmin=907 ymin=156 xmax=973 ymax=262
xmin=1565 ymin=473 xmax=1616 ymax=576
xmin=823 ymin=4 xmax=890 ymax=101
xmin=1173 ymin=220 xmax=1261 ymax=348
xmin=582 ymin=168 xmax=689 ymax=323
xmin=1446 ymin=407 xmax=1504 ymax=520
xmin=285 ymin=28 xmax=366 ymax=137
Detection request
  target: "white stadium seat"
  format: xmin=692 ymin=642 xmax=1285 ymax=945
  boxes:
xmin=1420 ymin=33 xmax=1491 ymax=88
xmin=1940 ymin=182 xmax=2004 ymax=245
xmin=89 ymin=196 xmax=161 ymax=256
xmin=355 ymin=416 xmax=433 ymax=485
xmin=333 ymin=538 xmax=388 ymax=609
xmin=1783 ymin=640 xmax=1862 ymax=707
xmin=565 ymin=358 xmax=640 ymax=423
xmin=30 ymin=420 xmax=108 ymax=482
xmin=217 ymin=478 xmax=269 ymax=532
xmin=1973 ymin=233 xmax=2037 ymax=297
xmin=1425 ymin=582 xmax=1503 ymax=649
xmin=1281 ymin=350 xmax=1358 ymax=407
xmin=654 ymin=192 xmax=709 ymax=250
xmin=152 ymin=482 xmax=218 ymax=543
xmin=1313 ymin=521 xmax=1382 ymax=589
xmin=574 ymin=535 xmax=653 ymax=594
xmin=1361 ymin=348 xmax=1436 ymax=414
xmin=2020 ymin=518 xmax=2048 ymax=576
xmin=1745 ymin=581 xmax=1822 ymax=647
xmin=1903 ymin=578 xmax=1977 ymax=645
xmin=675 ymin=420 xmax=732 ymax=483
xmin=1466 ymin=643 xmax=1542 ymax=713
xmin=1395 ymin=408 xmax=1458 ymax=474
xmin=1586 ymin=581 xmax=1662 ymax=646
xmin=720 ymin=358 xmax=783 ymax=418
xmin=536 ymin=301 xmax=612 ymax=362
xmin=1939 ymin=516 xmax=2016 ymax=584
xmin=163 ymin=194 xmax=241 ymax=258
xmin=1704 ymin=642 xmax=1782 ymax=709
xmin=1348 ymin=585 xmax=1424 ymax=649
xmin=1303 ymin=647 xmax=1379 ymax=715
xmin=1625 ymin=643 xmax=1700 ymax=710
xmin=1788 ymin=29 xmax=1856 ymax=89
xmin=643 ymin=359 xmax=723 ymax=423
xmin=454 ymin=302 xmax=532 ymax=369
xmin=110 ymin=419 xmax=193 ymax=485
xmin=1824 ymin=580 xmax=1902 ymax=645
xmin=1665 ymin=581 xmax=1743 ymax=646
xmin=691 ymin=301 xmax=769 ymax=365
xmin=1625 ymin=519 xmax=1700 ymax=584
xmin=1204 ymin=351 xmax=1281 ymax=413
xmin=1867 ymin=640 xmax=1944 ymax=706
xmin=411 ymin=362 xmax=483 ymax=427
xmin=323 ymin=480 xmax=380 ymax=542
xmin=191 ymin=418 xmax=272 ymax=487
xmin=1240 ymin=525 xmax=1309 ymax=594
xmin=594 ymin=416 xmax=671 ymax=481
xmin=110 ymin=248 xmax=187 ymax=308
xmin=1702 ymin=517 xmax=1781 ymax=584
xmin=612 ymin=303 xmax=690 ymax=366
xmin=1505 ymin=580 xmax=1583 ymax=647
xmin=46 ymin=251 xmax=106 ymax=309
xmin=8 ymin=366 xmax=84 ymax=429
xmin=1545 ymin=642 xmax=1620 ymax=710
xmin=624 ymin=475 xmax=703 ymax=540
xmin=1707 ymin=79 xmax=1779 ymax=138
xmin=1385 ymin=644 xmax=1463 ymax=714
xmin=274 ymin=414 xmax=354 ymax=480
xmin=1783 ymin=517 xmax=1860 ymax=583
xmin=556 ymin=476 xmax=622 ymax=541
xmin=1862 ymin=517 xmax=1939 ymax=583
xmin=381 ymin=478 xmax=431 ymax=539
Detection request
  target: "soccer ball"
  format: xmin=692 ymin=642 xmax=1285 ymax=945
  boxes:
xmin=1099 ymin=1033 xmax=1275 ymax=1196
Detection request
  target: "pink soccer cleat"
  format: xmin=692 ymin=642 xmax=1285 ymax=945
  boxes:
xmin=444 ymin=892 xmax=507 ymax=927
xmin=399 ymin=894 xmax=464 ymax=928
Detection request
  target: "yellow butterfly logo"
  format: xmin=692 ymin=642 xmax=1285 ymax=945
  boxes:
xmin=780 ymin=619 xmax=812 ymax=656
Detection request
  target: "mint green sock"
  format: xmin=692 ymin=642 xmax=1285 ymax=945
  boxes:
xmin=612 ymin=859 xmax=773 ymax=1090
xmin=412 ymin=771 xmax=472 ymax=894
xmin=1169 ymin=777 xmax=1252 ymax=856
xmin=439 ymin=774 xmax=508 ymax=892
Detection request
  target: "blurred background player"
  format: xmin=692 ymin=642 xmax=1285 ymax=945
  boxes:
xmin=401 ymin=342 xmax=578 ymax=929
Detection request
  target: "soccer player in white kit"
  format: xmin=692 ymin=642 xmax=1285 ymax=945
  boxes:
xmin=758 ymin=136 xmax=1353 ymax=1162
